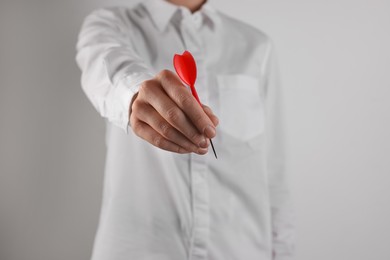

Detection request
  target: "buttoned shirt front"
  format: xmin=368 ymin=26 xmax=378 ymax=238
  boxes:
xmin=76 ymin=0 xmax=295 ymax=259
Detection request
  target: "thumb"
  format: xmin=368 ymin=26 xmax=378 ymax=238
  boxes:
xmin=202 ymin=104 xmax=219 ymax=127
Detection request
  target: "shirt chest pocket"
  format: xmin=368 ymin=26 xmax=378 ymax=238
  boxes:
xmin=217 ymin=74 xmax=265 ymax=142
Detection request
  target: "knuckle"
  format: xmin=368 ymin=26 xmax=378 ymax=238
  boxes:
xmin=139 ymin=79 xmax=157 ymax=94
xmin=159 ymin=122 xmax=171 ymax=137
xmin=138 ymin=81 xmax=149 ymax=93
xmin=131 ymin=100 xmax=141 ymax=115
xmin=159 ymin=69 xmax=171 ymax=80
xmin=153 ymin=136 xmax=164 ymax=148
xmin=132 ymin=122 xmax=142 ymax=136
xmin=177 ymin=93 xmax=192 ymax=107
xmin=138 ymin=88 xmax=147 ymax=99
xmin=166 ymin=107 xmax=180 ymax=122
xmin=131 ymin=101 xmax=149 ymax=118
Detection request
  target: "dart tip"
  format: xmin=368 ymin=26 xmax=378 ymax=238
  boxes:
xmin=210 ymin=139 xmax=218 ymax=159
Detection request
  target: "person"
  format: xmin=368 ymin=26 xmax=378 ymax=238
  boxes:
xmin=75 ymin=0 xmax=295 ymax=259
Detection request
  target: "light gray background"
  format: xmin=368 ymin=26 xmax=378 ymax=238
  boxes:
xmin=1 ymin=0 xmax=389 ymax=259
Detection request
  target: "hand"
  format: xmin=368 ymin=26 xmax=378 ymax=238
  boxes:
xmin=129 ymin=70 xmax=219 ymax=154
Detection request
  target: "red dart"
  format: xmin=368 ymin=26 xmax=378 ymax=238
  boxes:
xmin=173 ymin=50 xmax=218 ymax=159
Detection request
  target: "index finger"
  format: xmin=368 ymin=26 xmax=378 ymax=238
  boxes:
xmin=157 ymin=70 xmax=216 ymax=139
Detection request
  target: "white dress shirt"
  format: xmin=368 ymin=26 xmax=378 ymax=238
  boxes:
xmin=76 ymin=0 xmax=295 ymax=259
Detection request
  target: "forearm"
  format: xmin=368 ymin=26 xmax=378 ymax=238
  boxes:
xmin=75 ymin=7 xmax=154 ymax=132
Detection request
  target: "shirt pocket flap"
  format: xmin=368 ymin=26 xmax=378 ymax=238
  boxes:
xmin=217 ymin=74 xmax=265 ymax=142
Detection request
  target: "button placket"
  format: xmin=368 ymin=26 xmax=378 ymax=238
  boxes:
xmin=180 ymin=13 xmax=211 ymax=260
xmin=189 ymin=154 xmax=209 ymax=260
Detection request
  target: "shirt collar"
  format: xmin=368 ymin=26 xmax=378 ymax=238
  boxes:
xmin=141 ymin=0 xmax=220 ymax=32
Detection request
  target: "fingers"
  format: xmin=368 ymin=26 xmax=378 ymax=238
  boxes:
xmin=138 ymin=79 xmax=209 ymax=148
xmin=129 ymin=70 xmax=219 ymax=155
xmin=202 ymin=104 xmax=219 ymax=127
xmin=133 ymin=102 xmax=208 ymax=155
xmin=131 ymin=120 xmax=191 ymax=154
xmin=157 ymin=70 xmax=217 ymax=139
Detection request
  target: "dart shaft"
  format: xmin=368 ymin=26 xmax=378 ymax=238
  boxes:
xmin=190 ymin=85 xmax=218 ymax=159
xmin=210 ymin=139 xmax=217 ymax=159
xmin=190 ymin=85 xmax=201 ymax=105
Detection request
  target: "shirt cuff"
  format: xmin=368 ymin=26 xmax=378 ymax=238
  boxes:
xmin=111 ymin=72 xmax=155 ymax=134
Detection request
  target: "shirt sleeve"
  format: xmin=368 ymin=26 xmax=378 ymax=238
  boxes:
xmin=263 ymin=39 xmax=296 ymax=260
xmin=75 ymin=7 xmax=155 ymax=133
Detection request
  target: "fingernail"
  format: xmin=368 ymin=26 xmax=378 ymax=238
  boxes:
xmin=204 ymin=125 xmax=216 ymax=138
xmin=199 ymin=138 xmax=208 ymax=148
xmin=197 ymin=147 xmax=208 ymax=155
xmin=214 ymin=116 xmax=219 ymax=127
